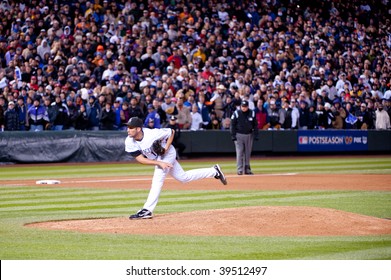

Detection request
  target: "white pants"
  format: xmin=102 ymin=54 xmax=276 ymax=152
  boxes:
xmin=143 ymin=146 xmax=216 ymax=212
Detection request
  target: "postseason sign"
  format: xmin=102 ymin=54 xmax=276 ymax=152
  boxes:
xmin=298 ymin=130 xmax=368 ymax=152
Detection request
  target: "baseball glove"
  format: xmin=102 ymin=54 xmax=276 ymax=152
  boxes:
xmin=152 ymin=140 xmax=165 ymax=156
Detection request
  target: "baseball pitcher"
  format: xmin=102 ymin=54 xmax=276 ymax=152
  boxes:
xmin=125 ymin=117 xmax=227 ymax=219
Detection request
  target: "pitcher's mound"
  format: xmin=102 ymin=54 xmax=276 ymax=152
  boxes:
xmin=28 ymin=206 xmax=391 ymax=236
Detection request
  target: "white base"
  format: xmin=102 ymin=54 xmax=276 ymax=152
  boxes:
xmin=36 ymin=180 xmax=61 ymax=185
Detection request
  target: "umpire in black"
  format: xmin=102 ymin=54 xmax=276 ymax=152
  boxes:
xmin=230 ymin=100 xmax=259 ymax=175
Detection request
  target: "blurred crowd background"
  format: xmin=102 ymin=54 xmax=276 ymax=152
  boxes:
xmin=0 ymin=0 xmax=390 ymax=132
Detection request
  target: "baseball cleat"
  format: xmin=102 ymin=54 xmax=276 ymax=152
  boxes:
xmin=129 ymin=209 xmax=153 ymax=220
xmin=214 ymin=164 xmax=227 ymax=185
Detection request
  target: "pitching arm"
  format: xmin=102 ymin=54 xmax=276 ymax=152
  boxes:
xmin=134 ymin=154 xmax=173 ymax=170
xmin=165 ymin=129 xmax=175 ymax=151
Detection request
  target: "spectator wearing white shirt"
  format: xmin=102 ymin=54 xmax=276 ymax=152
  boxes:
xmin=101 ymin=63 xmax=116 ymax=81
xmin=321 ymin=78 xmax=338 ymax=101
xmin=190 ymin=104 xmax=203 ymax=131
xmin=336 ymin=73 xmax=352 ymax=93
xmin=218 ymin=5 xmax=229 ymax=24
xmin=375 ymin=103 xmax=390 ymax=130
xmin=260 ymin=53 xmax=272 ymax=69
xmin=383 ymin=90 xmax=391 ymax=101
xmin=290 ymin=99 xmax=300 ymax=129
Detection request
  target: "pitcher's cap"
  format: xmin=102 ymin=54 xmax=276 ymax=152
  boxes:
xmin=126 ymin=117 xmax=143 ymax=128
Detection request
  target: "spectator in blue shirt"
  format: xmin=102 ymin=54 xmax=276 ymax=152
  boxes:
xmin=144 ymin=104 xmax=161 ymax=128
xmin=27 ymin=98 xmax=49 ymax=131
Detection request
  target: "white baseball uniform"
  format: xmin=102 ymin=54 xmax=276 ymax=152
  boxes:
xmin=125 ymin=128 xmax=217 ymax=212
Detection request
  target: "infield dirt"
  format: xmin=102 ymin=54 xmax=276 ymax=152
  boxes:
xmin=22 ymin=173 xmax=391 ymax=237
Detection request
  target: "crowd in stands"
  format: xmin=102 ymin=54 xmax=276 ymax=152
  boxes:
xmin=0 ymin=0 xmax=391 ymax=132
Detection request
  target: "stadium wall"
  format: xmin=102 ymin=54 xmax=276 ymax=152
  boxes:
xmin=0 ymin=130 xmax=390 ymax=163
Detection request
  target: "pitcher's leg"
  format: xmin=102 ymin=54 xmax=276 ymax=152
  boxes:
xmin=143 ymin=166 xmax=168 ymax=212
xmin=170 ymin=160 xmax=215 ymax=183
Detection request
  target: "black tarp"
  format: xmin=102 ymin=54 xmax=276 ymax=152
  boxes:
xmin=0 ymin=131 xmax=131 ymax=163
xmin=0 ymin=130 xmax=390 ymax=164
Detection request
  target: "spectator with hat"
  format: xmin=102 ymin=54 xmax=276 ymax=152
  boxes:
xmin=161 ymin=94 xmax=177 ymax=120
xmin=230 ymin=100 xmax=258 ymax=175
xmin=331 ymin=99 xmax=346 ymax=129
xmin=209 ymin=84 xmax=226 ymax=119
xmin=266 ymin=99 xmax=282 ymax=130
xmin=86 ymin=95 xmax=100 ymax=131
xmin=355 ymin=102 xmax=372 ymax=130
xmin=145 ymin=117 xmax=155 ymax=129
xmin=111 ymin=97 xmax=122 ymax=130
xmin=144 ymin=103 xmax=161 ymax=128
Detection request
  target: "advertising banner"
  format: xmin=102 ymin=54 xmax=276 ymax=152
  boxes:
xmin=298 ymin=130 xmax=368 ymax=152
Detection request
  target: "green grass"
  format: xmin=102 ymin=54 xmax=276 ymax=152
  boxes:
xmin=0 ymin=156 xmax=390 ymax=260
xmin=1 ymin=157 xmax=391 ymax=180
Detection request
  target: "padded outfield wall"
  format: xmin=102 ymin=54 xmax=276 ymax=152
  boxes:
xmin=0 ymin=130 xmax=390 ymax=163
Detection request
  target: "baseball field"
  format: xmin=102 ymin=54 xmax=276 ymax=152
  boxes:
xmin=0 ymin=155 xmax=390 ymax=260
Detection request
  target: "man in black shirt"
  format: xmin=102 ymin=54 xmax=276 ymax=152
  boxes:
xmin=230 ymin=100 xmax=259 ymax=175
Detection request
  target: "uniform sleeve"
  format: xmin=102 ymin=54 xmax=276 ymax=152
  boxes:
xmin=125 ymin=137 xmax=141 ymax=157
xmin=230 ymin=110 xmax=238 ymax=137
xmin=156 ymin=127 xmax=173 ymax=143
xmin=128 ymin=150 xmax=142 ymax=157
